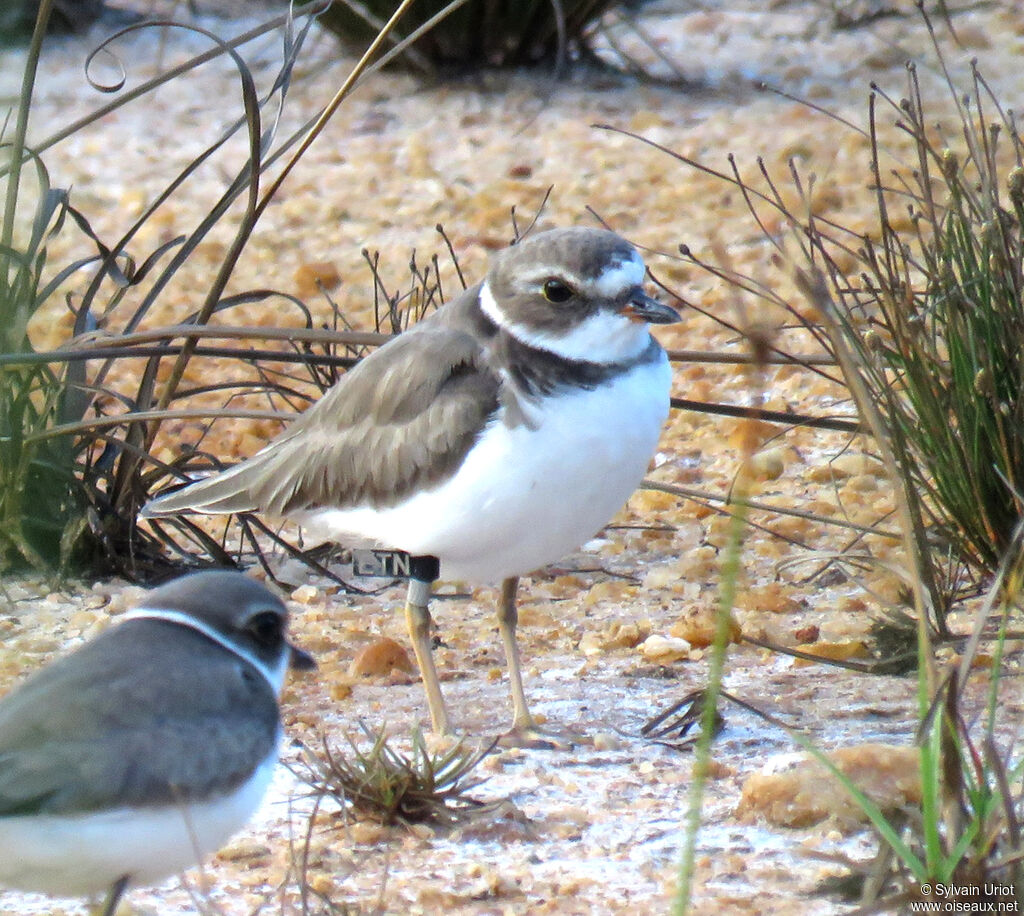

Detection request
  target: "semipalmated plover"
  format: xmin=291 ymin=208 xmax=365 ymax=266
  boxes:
xmin=0 ymin=570 xmax=315 ymax=914
xmin=143 ymin=227 xmax=679 ymax=742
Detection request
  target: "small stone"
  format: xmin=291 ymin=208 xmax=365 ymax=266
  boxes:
xmin=737 ymin=743 xmax=920 ymax=829
xmin=793 ymin=624 xmax=820 ymax=644
xmin=306 ymin=874 xmax=338 ymax=898
xmin=215 ymin=838 xmax=272 ymax=862
xmin=348 ymin=821 xmax=391 ymax=844
xmin=738 ymin=583 xmax=802 ymax=615
xmin=792 ymin=640 xmax=868 ymax=666
xmin=329 ymin=681 xmax=353 ymax=701
xmin=638 ymin=634 xmax=691 ymax=663
xmin=290 ymin=584 xmax=319 ymax=604
xmin=669 ymin=603 xmax=741 ymax=648
xmin=348 ymin=637 xmax=414 ymax=677
xmin=578 ymin=621 xmax=647 ymax=656
xmin=592 ymin=731 xmax=623 ymax=751
xmin=748 ymin=445 xmax=789 ymax=481
xmin=294 ymin=261 xmax=341 ymax=298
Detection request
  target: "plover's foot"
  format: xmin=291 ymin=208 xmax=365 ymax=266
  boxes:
xmin=497 ymin=721 xmax=587 ymax=751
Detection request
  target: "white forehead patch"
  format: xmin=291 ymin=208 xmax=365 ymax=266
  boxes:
xmin=592 ymin=251 xmax=646 ymax=298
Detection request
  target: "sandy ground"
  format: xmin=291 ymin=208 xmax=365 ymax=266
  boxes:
xmin=3 ymin=0 xmax=1024 ymax=913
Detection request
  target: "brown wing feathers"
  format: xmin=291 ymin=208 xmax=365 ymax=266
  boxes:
xmin=142 ymin=328 xmax=500 ymax=518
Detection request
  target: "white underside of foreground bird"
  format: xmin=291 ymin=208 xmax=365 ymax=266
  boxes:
xmin=299 ymin=341 xmax=670 ymax=583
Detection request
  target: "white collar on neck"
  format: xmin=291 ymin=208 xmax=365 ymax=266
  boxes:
xmin=122 ymin=608 xmax=288 ymax=696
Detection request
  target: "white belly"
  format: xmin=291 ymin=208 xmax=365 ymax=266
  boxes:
xmin=0 ymin=751 xmax=277 ymax=898
xmin=302 ymin=356 xmax=671 ymax=582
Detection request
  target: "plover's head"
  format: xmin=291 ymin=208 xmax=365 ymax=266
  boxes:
xmin=480 ymin=227 xmax=681 ymax=363
xmin=124 ymin=571 xmax=315 ymax=696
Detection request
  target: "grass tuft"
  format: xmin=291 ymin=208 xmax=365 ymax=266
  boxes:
xmin=1 ymin=1 xmax=464 ymax=580
xmin=319 ymin=0 xmax=616 ymax=72
xmin=0 ymin=0 xmax=91 ymax=572
xmin=621 ymin=7 xmax=1024 ymax=911
xmin=300 ymin=725 xmax=501 ymax=829
xmin=613 ymin=11 xmax=1024 ymax=634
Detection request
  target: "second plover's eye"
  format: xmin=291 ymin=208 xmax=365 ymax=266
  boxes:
xmin=542 ymin=279 xmax=574 ymax=303
xmin=246 ymin=610 xmax=284 ymax=648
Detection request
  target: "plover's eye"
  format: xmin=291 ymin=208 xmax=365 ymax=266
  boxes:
xmin=542 ymin=278 xmax=574 ymax=303
xmin=246 ymin=610 xmax=284 ymax=648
